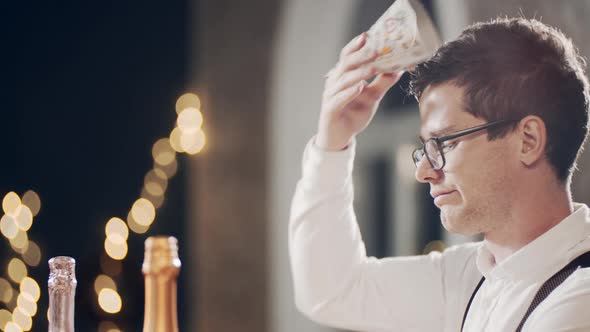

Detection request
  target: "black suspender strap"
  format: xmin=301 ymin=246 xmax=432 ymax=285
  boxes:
xmin=461 ymin=251 xmax=590 ymax=332
xmin=514 ymin=251 xmax=590 ymax=331
xmin=460 ymin=276 xmax=485 ymax=331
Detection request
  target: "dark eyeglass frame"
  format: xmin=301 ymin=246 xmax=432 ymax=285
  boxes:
xmin=412 ymin=119 xmax=518 ymax=170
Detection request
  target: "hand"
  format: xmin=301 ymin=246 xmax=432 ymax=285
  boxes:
xmin=316 ymin=32 xmax=404 ymax=151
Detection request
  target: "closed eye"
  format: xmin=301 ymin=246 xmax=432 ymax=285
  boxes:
xmin=440 ymin=141 xmax=458 ymax=153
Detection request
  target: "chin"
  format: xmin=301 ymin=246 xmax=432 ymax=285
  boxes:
xmin=439 ymin=206 xmax=479 ymax=236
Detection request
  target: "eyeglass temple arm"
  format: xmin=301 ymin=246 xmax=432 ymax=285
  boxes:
xmin=436 ymin=119 xmax=515 ymax=142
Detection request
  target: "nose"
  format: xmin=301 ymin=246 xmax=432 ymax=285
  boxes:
xmin=414 ymin=157 xmax=442 ymax=184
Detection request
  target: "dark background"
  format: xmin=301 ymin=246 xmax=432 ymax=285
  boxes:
xmin=2 ymin=0 xmax=193 ymax=330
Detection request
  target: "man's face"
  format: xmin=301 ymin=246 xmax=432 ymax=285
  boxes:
xmin=415 ymin=83 xmax=519 ymax=235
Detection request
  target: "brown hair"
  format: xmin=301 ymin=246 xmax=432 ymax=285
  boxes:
xmin=409 ymin=17 xmax=590 ymax=182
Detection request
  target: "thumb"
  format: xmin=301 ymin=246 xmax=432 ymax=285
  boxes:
xmin=366 ymin=71 xmax=404 ymax=100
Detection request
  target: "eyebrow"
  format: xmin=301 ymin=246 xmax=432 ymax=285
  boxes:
xmin=419 ymin=125 xmax=458 ymax=141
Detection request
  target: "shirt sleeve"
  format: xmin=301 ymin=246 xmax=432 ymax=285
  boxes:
xmin=288 ymin=136 xmax=448 ymax=332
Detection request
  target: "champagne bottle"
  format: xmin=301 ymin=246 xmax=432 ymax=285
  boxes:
xmin=142 ymin=236 xmax=181 ymax=332
xmin=48 ymin=256 xmax=76 ymax=332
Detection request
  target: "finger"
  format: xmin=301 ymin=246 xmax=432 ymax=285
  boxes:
xmin=329 ymin=44 xmax=377 ymax=84
xmin=337 ymin=46 xmax=379 ymax=74
xmin=365 ymin=71 xmax=405 ymax=100
xmin=325 ymin=64 xmax=377 ymax=99
xmin=325 ymin=81 xmax=366 ymax=113
xmin=340 ymin=32 xmax=367 ymax=59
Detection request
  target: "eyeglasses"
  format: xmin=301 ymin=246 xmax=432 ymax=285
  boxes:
xmin=412 ymin=119 xmax=517 ymax=170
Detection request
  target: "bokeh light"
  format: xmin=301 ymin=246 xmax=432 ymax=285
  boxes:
xmin=177 ymin=107 xmax=203 ymax=133
xmin=11 ymin=308 xmax=31 ymax=331
xmin=100 ymin=255 xmax=122 ymax=277
xmin=98 ymin=289 xmax=122 ymax=314
xmin=7 ymin=259 xmax=27 ymax=283
xmin=153 ymin=168 xmax=167 ymax=180
xmin=94 ymin=275 xmax=117 ymax=295
xmin=140 ymin=189 xmax=165 ymax=210
xmin=144 ymin=170 xmax=168 ymax=197
xmin=169 ymin=127 xmax=184 ymax=153
xmin=105 ymin=218 xmax=129 ymax=243
xmin=88 ymin=91 xmax=207 ymax=328
xmin=0 ymin=278 xmax=13 ymax=304
xmin=180 ymin=129 xmax=206 ymax=155
xmin=175 ymin=93 xmax=201 ymax=114
xmin=127 ymin=211 xmax=149 ymax=234
xmin=19 ymin=278 xmax=40 ymax=302
xmin=4 ymin=321 xmax=22 ymax=332
xmin=156 ymin=158 xmax=178 ymax=179
xmin=0 ymin=309 xmax=12 ymax=330
xmin=21 ymin=241 xmax=41 ymax=267
xmin=21 ymin=191 xmax=41 ymax=217
xmin=16 ymin=294 xmax=37 ymax=317
xmin=423 ymin=240 xmax=447 ymax=254
xmin=144 ymin=181 xmax=165 ymax=198
xmin=5 ymin=296 xmax=16 ymax=312
xmin=104 ymin=238 xmax=128 ymax=261
xmin=2 ymin=192 xmax=21 ymax=217
xmin=0 ymin=215 xmax=19 ymax=240
xmin=131 ymin=198 xmax=155 ymax=226
xmin=14 ymin=206 xmax=32 ymax=232
xmin=9 ymin=231 xmax=29 ymax=253
xmin=98 ymin=320 xmax=121 ymax=332
xmin=152 ymin=138 xmax=176 ymax=166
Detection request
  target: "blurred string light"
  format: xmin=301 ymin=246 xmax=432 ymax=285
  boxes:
xmin=0 ymin=278 xmax=13 ymax=304
xmin=422 ymin=240 xmax=448 ymax=254
xmin=4 ymin=321 xmax=21 ymax=332
xmin=99 ymin=255 xmax=122 ymax=277
xmin=95 ymin=92 xmax=206 ymax=320
xmin=98 ymin=289 xmax=122 ymax=314
xmin=98 ymin=320 xmax=121 ymax=332
xmin=104 ymin=218 xmax=129 ymax=261
xmin=0 ymin=191 xmax=43 ymax=332
xmin=94 ymin=275 xmax=117 ymax=295
xmin=0 ymin=310 xmax=11 ymax=330
xmin=7 ymin=259 xmax=26 ymax=284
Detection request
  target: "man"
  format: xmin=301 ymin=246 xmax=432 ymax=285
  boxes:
xmin=289 ymin=17 xmax=590 ymax=331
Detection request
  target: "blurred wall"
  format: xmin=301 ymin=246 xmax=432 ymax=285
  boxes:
xmin=269 ymin=2 xmax=358 ymax=332
xmin=188 ymin=0 xmax=281 ymax=331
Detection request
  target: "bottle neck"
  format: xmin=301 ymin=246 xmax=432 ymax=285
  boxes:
xmin=143 ymin=269 xmax=179 ymax=332
xmin=48 ymin=285 xmax=76 ymax=332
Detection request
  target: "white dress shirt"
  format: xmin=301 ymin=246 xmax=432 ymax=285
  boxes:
xmin=289 ymin=137 xmax=590 ymax=332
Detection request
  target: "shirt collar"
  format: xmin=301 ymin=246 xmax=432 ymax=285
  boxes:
xmin=476 ymin=203 xmax=590 ymax=282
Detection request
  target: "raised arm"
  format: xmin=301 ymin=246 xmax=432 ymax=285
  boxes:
xmin=288 ymin=33 xmax=453 ymax=331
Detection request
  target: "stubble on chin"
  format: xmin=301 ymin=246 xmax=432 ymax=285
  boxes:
xmin=439 ymin=205 xmax=484 ymax=236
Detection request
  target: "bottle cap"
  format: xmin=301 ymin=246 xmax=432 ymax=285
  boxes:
xmin=48 ymin=256 xmax=77 ymax=290
xmin=143 ymin=236 xmax=181 ymax=274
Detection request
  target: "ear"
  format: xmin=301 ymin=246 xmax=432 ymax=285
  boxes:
xmin=518 ymin=115 xmax=547 ymax=166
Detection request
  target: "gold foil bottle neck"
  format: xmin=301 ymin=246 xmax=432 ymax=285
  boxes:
xmin=142 ymin=236 xmax=181 ymax=332
xmin=142 ymin=236 xmax=181 ymax=274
